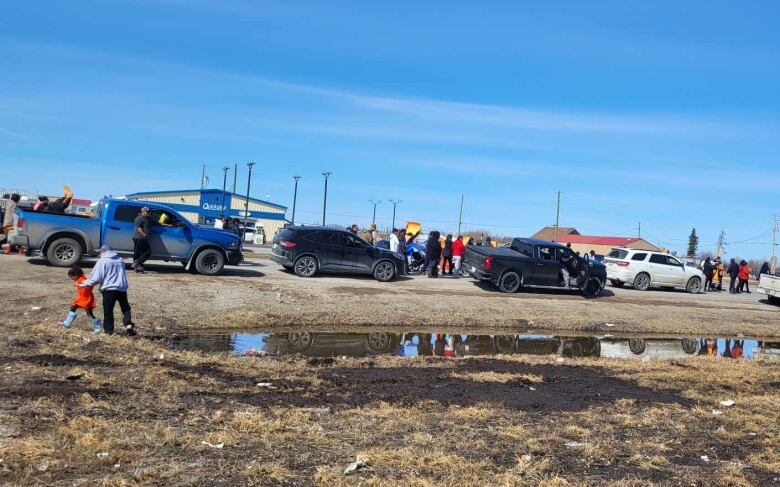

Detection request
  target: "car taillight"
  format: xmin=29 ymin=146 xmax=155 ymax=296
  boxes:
xmin=485 ymin=255 xmax=493 ymax=270
xmin=279 ymin=240 xmax=297 ymax=249
xmin=617 ymin=261 xmax=630 ymax=267
xmin=17 ymin=216 xmax=25 ymax=230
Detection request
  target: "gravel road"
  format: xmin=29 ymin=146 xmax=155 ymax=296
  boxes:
xmin=2 ymin=255 xmax=778 ymax=337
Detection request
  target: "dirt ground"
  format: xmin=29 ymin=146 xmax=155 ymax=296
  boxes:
xmin=1 ymin=255 xmax=778 ymax=338
xmin=1 ymin=322 xmax=778 ymax=485
xmin=1 ymin=255 xmax=779 ymax=485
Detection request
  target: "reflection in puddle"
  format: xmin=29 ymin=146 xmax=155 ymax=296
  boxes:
xmin=167 ymin=332 xmax=777 ymax=361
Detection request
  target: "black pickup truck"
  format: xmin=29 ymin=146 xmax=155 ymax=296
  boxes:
xmin=462 ymin=238 xmax=607 ymax=298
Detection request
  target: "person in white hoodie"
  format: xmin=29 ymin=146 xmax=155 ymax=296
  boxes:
xmin=81 ymin=245 xmax=137 ymax=336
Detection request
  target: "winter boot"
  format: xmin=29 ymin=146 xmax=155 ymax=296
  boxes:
xmin=91 ymin=318 xmax=103 ymax=334
xmin=59 ymin=311 xmax=77 ymax=329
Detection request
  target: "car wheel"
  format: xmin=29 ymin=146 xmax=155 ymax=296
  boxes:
xmin=581 ymin=277 xmax=604 ymax=299
xmin=628 ymin=338 xmax=646 ymax=355
xmin=46 ymin=237 xmax=83 ymax=267
xmin=768 ymin=295 xmax=779 ymax=305
xmin=195 ymin=249 xmax=225 ymax=275
xmin=498 ymin=271 xmax=521 ymax=293
xmin=373 ymin=261 xmax=396 ymax=282
xmin=367 ymin=332 xmax=392 ymax=352
xmin=681 ymin=338 xmax=698 ymax=354
xmin=294 ymin=256 xmax=317 ymax=277
xmin=287 ymin=331 xmax=313 ymax=351
xmin=686 ymin=276 xmax=702 ymax=294
xmin=494 ymin=335 xmax=516 ymax=354
xmin=633 ymin=273 xmax=651 ymax=291
xmin=609 ymin=279 xmax=624 ymax=288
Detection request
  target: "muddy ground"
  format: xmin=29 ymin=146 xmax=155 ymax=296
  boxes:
xmin=1 ymin=322 xmax=778 ymax=486
xmin=2 ymin=255 xmax=778 ymax=338
xmin=1 ymin=255 xmax=779 ymax=485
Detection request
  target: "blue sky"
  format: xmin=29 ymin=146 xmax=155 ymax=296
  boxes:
xmin=1 ymin=1 xmax=778 ymax=258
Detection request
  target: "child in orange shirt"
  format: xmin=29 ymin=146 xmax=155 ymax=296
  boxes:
xmin=60 ymin=266 xmax=102 ymax=333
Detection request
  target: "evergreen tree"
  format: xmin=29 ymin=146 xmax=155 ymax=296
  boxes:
xmin=687 ymin=228 xmax=698 ymax=257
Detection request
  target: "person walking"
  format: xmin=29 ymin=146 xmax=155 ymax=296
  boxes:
xmin=389 ymin=228 xmax=400 ymax=253
xmin=737 ymin=260 xmax=751 ymax=293
xmin=727 ymin=258 xmax=739 ymax=293
xmin=702 ymin=257 xmax=714 ymax=292
xmin=442 ymin=234 xmax=454 ymax=276
xmin=451 ymin=235 xmax=465 ymax=278
xmin=132 ymin=207 xmax=152 ymax=272
xmin=425 ymin=231 xmax=442 ymax=278
xmin=82 ymin=245 xmax=136 ymax=336
xmin=59 ymin=265 xmax=102 ymax=333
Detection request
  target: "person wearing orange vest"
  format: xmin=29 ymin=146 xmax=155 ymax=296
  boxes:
xmin=59 ymin=265 xmax=102 ymax=333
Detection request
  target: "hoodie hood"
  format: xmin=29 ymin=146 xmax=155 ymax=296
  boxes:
xmin=101 ymin=250 xmax=121 ymax=260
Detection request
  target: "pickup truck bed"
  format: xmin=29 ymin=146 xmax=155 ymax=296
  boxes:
xmin=757 ymin=273 xmax=780 ymax=304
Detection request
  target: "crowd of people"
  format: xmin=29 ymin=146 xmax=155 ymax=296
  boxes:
xmin=699 ymin=257 xmax=772 ymax=294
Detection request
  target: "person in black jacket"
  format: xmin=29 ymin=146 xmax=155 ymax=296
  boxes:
xmin=759 ymin=261 xmax=771 ymax=276
xmin=702 ymin=257 xmax=714 ymax=293
xmin=442 ymin=234 xmax=454 ymax=276
xmin=425 ymin=231 xmax=442 ymax=278
xmin=727 ymin=258 xmax=739 ymax=294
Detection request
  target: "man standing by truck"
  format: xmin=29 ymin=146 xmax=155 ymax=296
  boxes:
xmin=132 ymin=207 xmax=151 ymax=272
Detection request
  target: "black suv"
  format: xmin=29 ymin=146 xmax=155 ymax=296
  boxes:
xmin=271 ymin=226 xmax=405 ymax=281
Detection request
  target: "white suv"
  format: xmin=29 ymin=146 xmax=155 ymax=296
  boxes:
xmin=604 ymin=248 xmax=704 ymax=293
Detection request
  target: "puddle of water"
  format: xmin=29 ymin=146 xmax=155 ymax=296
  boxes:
xmin=166 ymin=332 xmax=777 ymax=361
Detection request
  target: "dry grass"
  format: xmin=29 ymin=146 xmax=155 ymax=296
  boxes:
xmin=0 ymin=320 xmax=778 ymax=486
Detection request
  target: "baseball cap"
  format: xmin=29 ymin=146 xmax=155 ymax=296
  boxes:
xmin=141 ymin=206 xmax=150 ymax=212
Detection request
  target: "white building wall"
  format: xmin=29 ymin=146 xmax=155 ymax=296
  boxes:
xmin=131 ymin=192 xmax=201 ymax=206
xmin=230 ymin=195 xmax=285 ymax=215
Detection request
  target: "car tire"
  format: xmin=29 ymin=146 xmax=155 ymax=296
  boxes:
xmin=581 ymin=277 xmax=604 ymax=299
xmin=367 ymin=332 xmax=392 ymax=352
xmin=294 ymin=255 xmax=317 ymax=277
xmin=373 ymin=261 xmax=396 ymax=282
xmin=287 ymin=331 xmax=313 ymax=351
xmin=494 ymin=335 xmax=516 ymax=354
xmin=628 ymin=338 xmax=646 ymax=355
xmin=195 ymin=249 xmax=225 ymax=275
xmin=498 ymin=271 xmax=521 ymax=293
xmin=633 ymin=273 xmax=651 ymax=291
xmin=609 ymin=279 xmax=624 ymax=288
xmin=681 ymin=338 xmax=698 ymax=354
xmin=46 ymin=237 xmax=83 ymax=267
xmin=686 ymin=276 xmax=702 ymax=294
xmin=768 ymin=295 xmax=779 ymax=305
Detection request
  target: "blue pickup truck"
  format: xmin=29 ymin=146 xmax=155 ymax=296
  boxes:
xmin=9 ymin=198 xmax=242 ymax=275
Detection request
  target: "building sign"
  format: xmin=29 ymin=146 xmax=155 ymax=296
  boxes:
xmin=199 ymin=189 xmax=231 ymax=218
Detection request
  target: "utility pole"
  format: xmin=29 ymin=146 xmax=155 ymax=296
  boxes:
xmin=369 ymin=199 xmax=381 ymax=225
xmin=458 ymin=194 xmax=464 ymax=236
xmin=321 ymin=172 xmax=331 ymax=226
xmin=200 ymin=164 xmax=207 ymax=190
xmin=232 ymin=163 xmax=238 ymax=194
xmin=716 ymin=230 xmax=726 ymax=259
xmin=243 ymin=161 xmax=255 ymax=242
xmin=638 ymin=222 xmax=641 ymax=238
xmin=772 ymin=214 xmax=778 ymax=273
xmin=554 ymin=191 xmax=561 ymax=241
xmin=220 ymin=166 xmax=230 ymax=219
xmin=291 ymin=176 xmax=301 ymax=225
xmin=388 ymin=199 xmax=402 ymax=230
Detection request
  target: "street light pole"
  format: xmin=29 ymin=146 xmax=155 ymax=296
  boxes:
xmin=388 ymin=199 xmax=402 ymax=229
xmin=221 ymin=166 xmax=230 ymax=219
xmin=291 ymin=176 xmax=301 ymax=225
xmin=554 ymin=190 xmax=561 ymax=242
xmin=369 ymin=199 xmax=381 ymax=225
xmin=243 ymin=161 xmax=255 ymax=242
xmin=322 ymin=172 xmax=331 ymax=225
xmin=457 ymin=194 xmax=464 ymax=235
